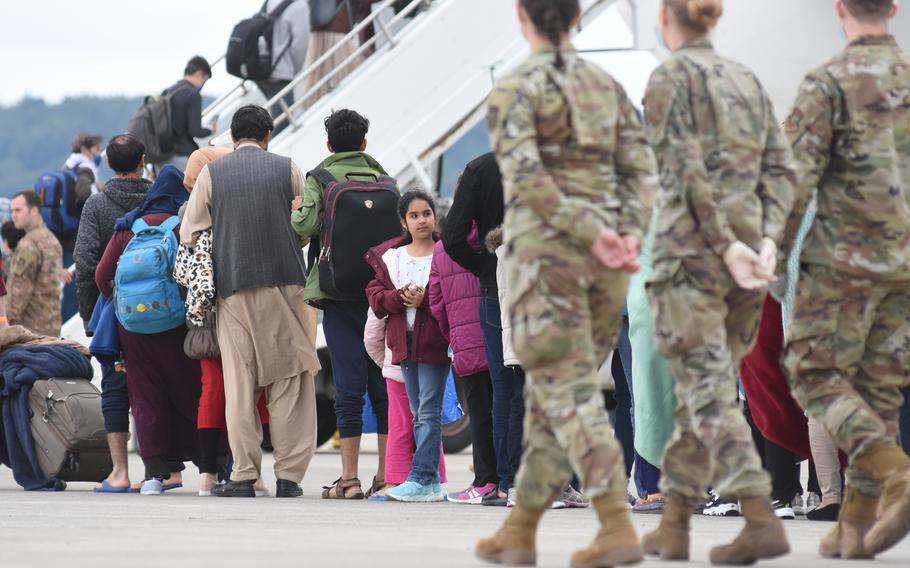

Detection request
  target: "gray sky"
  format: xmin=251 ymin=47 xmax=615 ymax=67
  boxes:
xmin=0 ymin=0 xmax=261 ymax=105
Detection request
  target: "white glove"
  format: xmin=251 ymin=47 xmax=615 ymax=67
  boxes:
xmin=723 ymin=241 xmax=768 ymax=291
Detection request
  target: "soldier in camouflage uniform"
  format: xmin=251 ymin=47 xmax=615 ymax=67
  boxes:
xmin=474 ymin=2 xmax=658 ymax=567
xmin=7 ymin=190 xmax=63 ymax=337
xmin=640 ymin=0 xmax=797 ymax=565
xmin=781 ymin=0 xmax=910 ymax=559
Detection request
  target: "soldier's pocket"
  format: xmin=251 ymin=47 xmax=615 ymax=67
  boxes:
xmin=784 ymin=268 xmax=840 ymax=374
xmin=508 ymin=255 xmax=583 ymax=367
xmin=647 ymin=261 xmax=714 ymax=357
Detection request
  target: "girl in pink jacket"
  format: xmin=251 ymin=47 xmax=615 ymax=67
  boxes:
xmin=428 ymin=229 xmax=499 ymax=504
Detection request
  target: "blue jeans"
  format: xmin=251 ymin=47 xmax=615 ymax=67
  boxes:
xmin=612 ymin=350 xmax=634 ymax=478
xmin=323 ymin=300 xmax=388 ymax=438
xmin=400 ymin=349 xmax=449 ymax=486
xmin=615 ymin=312 xmax=662 ymax=495
xmin=480 ymin=293 xmax=525 ymax=492
xmin=101 ymin=362 xmax=130 ymax=433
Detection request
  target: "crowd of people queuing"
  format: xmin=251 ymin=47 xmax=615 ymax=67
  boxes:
xmin=0 ymin=0 xmax=909 ymax=565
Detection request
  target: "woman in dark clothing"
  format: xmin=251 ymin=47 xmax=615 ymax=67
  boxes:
xmin=95 ymin=166 xmax=202 ymax=494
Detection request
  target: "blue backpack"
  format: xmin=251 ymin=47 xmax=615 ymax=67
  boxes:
xmin=34 ymin=168 xmax=82 ymax=232
xmin=114 ymin=216 xmax=185 ymax=334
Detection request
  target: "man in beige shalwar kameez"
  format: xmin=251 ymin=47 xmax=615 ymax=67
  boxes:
xmin=180 ymin=105 xmax=319 ymax=498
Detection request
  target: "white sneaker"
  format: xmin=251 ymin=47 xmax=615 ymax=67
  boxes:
xmin=702 ymin=492 xmax=741 ymax=517
xmin=792 ymin=493 xmax=806 ymax=516
xmin=772 ymin=499 xmax=796 ymax=520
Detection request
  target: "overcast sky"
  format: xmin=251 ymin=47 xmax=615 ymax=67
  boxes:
xmin=0 ymin=0 xmax=262 ymax=105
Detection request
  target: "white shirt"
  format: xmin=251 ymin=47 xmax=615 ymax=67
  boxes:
xmin=397 ymin=246 xmax=432 ymax=330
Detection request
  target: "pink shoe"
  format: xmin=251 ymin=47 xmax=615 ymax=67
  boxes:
xmin=447 ymin=482 xmax=497 ymax=504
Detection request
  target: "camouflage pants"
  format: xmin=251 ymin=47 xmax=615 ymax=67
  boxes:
xmin=647 ymin=257 xmax=771 ymax=502
xmin=507 ymin=235 xmax=629 ymax=510
xmin=783 ymin=264 xmax=910 ymax=497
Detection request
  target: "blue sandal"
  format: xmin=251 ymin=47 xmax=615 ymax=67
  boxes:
xmin=93 ymin=480 xmax=131 ymax=494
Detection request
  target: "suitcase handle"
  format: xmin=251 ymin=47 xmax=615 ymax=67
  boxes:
xmin=43 ymin=391 xmax=57 ymax=424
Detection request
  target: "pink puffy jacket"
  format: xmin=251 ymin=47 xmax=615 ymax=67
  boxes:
xmin=428 ymin=240 xmax=487 ymax=377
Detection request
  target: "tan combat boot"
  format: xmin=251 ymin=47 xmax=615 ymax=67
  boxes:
xmin=475 ymin=504 xmax=545 ymax=566
xmin=641 ymin=496 xmax=693 ymax=560
xmin=819 ymin=487 xmax=878 ymax=559
xmin=570 ymin=492 xmax=644 ymax=568
xmin=856 ymin=445 xmax=910 ymax=555
xmin=709 ymin=497 xmax=790 ymax=565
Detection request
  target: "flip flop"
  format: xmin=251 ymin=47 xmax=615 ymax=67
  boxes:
xmin=93 ymin=480 xmax=131 ymax=494
xmin=162 ymin=483 xmax=183 ymax=492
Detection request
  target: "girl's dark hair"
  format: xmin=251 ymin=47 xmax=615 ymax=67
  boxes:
xmin=398 ymin=189 xmax=437 ymax=220
xmin=398 ymin=189 xmax=437 ymax=242
xmin=520 ymin=0 xmax=579 ymax=69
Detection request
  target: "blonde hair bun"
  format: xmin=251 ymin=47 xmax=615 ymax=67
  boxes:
xmin=686 ymin=0 xmax=723 ymax=31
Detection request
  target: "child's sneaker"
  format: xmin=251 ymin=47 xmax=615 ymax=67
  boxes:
xmin=560 ymin=486 xmax=590 ymax=508
xmin=386 ymin=481 xmax=445 ymax=503
xmin=447 ymin=482 xmax=497 ymax=504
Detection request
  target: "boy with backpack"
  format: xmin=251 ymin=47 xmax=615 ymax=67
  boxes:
xmin=291 ymin=109 xmax=399 ymax=499
xmin=133 ymin=56 xmax=215 ymax=171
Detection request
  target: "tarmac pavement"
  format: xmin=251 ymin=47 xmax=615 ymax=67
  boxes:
xmin=1 ymin=442 xmax=909 ymax=568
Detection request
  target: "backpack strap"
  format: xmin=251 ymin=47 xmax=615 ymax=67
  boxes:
xmin=131 ymin=218 xmax=150 ymax=233
xmin=159 ymin=216 xmax=180 ymax=234
xmin=306 ymin=168 xmax=337 ymax=188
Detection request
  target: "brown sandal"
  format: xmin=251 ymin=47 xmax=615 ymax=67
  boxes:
xmin=321 ymin=477 xmax=364 ymax=500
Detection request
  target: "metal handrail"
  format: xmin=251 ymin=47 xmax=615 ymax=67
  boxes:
xmin=202 ymin=0 xmax=431 ymax=127
xmin=265 ymin=0 xmax=430 ymax=133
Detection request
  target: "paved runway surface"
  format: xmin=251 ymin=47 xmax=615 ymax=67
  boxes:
xmin=1 ymin=443 xmax=909 ymax=568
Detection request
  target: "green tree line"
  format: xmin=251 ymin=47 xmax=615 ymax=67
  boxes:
xmin=0 ymin=96 xmax=150 ymax=197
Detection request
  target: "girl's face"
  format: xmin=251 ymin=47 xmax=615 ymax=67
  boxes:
xmin=401 ymin=198 xmax=436 ymax=240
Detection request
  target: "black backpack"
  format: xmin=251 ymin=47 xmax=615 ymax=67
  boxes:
xmin=126 ymin=83 xmax=194 ymax=164
xmin=310 ymin=0 xmax=353 ymax=31
xmin=226 ymin=0 xmax=296 ymax=81
xmin=307 ymin=168 xmax=401 ymax=300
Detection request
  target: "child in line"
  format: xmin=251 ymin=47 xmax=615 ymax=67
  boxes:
xmin=366 ymin=189 xmax=451 ymax=502
xmin=363 ymin=307 xmax=447 ymax=499
xmin=428 ymin=226 xmax=499 ymax=504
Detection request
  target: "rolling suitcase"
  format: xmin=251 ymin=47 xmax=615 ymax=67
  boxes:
xmin=29 ymin=378 xmax=112 ymax=482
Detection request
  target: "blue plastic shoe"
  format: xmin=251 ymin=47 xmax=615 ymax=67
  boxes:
xmin=385 ymin=481 xmax=445 ymax=503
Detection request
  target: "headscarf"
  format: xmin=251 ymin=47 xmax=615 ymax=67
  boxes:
xmin=184 ymin=147 xmax=232 ymax=192
xmin=114 ymin=165 xmax=188 ymax=231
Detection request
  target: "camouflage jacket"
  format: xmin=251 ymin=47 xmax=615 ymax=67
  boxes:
xmin=7 ymin=225 xmax=63 ymax=337
xmin=784 ymin=35 xmax=910 ymax=280
xmin=487 ymin=47 xmax=658 ymax=250
xmin=643 ymin=38 xmax=796 ymax=268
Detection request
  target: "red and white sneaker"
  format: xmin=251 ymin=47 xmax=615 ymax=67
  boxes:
xmin=446 ymin=482 xmax=497 ymax=504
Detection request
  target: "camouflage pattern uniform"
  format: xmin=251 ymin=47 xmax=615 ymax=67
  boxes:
xmin=487 ymin=47 xmax=658 ymax=508
xmin=7 ymin=224 xmax=63 ymax=337
xmin=643 ymin=38 xmax=797 ymax=503
xmin=782 ymin=35 xmax=910 ymax=497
